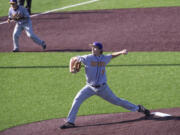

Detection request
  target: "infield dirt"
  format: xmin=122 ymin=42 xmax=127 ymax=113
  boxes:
xmin=0 ymin=108 xmax=180 ymax=135
xmin=1 ymin=7 xmax=180 ymax=52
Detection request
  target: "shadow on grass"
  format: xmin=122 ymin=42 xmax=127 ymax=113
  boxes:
xmin=0 ymin=65 xmax=68 ymax=69
xmin=108 ymin=64 xmax=180 ymax=67
xmin=0 ymin=64 xmax=180 ymax=69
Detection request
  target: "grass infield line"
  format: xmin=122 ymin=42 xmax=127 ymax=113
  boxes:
xmin=0 ymin=0 xmax=99 ymax=25
xmin=0 ymin=64 xmax=180 ymax=69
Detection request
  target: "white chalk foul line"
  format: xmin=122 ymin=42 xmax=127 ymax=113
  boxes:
xmin=31 ymin=0 xmax=99 ymax=17
xmin=0 ymin=0 xmax=99 ymax=25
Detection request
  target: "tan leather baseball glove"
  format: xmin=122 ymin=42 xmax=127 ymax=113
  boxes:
xmin=69 ymin=57 xmax=81 ymax=73
xmin=12 ymin=13 xmax=24 ymax=21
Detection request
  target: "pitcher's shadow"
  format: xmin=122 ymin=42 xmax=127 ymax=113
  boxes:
xmin=76 ymin=115 xmax=180 ymax=128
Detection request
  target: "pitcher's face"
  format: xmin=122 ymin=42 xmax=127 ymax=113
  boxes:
xmin=92 ymin=47 xmax=101 ymax=56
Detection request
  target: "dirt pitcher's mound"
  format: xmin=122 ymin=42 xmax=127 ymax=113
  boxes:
xmin=0 ymin=108 xmax=180 ymax=135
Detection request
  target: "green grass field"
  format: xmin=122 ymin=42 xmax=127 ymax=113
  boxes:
xmin=0 ymin=52 xmax=180 ymax=131
xmin=1 ymin=0 xmax=180 ymax=17
xmin=1 ymin=0 xmax=180 ymax=132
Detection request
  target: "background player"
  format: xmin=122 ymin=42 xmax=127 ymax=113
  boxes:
xmin=60 ymin=42 xmax=150 ymax=129
xmin=7 ymin=0 xmax=46 ymax=52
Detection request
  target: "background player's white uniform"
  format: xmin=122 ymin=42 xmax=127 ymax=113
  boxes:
xmin=8 ymin=5 xmax=45 ymax=51
xmin=66 ymin=54 xmax=139 ymax=124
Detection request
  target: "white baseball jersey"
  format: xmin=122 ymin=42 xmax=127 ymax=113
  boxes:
xmin=77 ymin=54 xmax=112 ymax=86
xmin=8 ymin=5 xmax=30 ymax=24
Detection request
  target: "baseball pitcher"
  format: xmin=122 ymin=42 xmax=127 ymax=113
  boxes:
xmin=60 ymin=42 xmax=151 ymax=129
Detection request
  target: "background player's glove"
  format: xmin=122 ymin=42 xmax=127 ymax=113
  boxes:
xmin=12 ymin=13 xmax=24 ymax=21
xmin=69 ymin=57 xmax=81 ymax=73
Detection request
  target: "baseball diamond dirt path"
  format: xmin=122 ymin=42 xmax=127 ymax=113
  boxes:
xmin=1 ymin=7 xmax=180 ymax=52
xmin=0 ymin=108 xmax=180 ymax=135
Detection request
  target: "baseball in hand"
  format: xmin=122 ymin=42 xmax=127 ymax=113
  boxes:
xmin=121 ymin=49 xmax=128 ymax=55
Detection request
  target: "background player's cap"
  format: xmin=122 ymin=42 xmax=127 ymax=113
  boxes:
xmin=89 ymin=42 xmax=103 ymax=50
xmin=9 ymin=0 xmax=17 ymax=4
